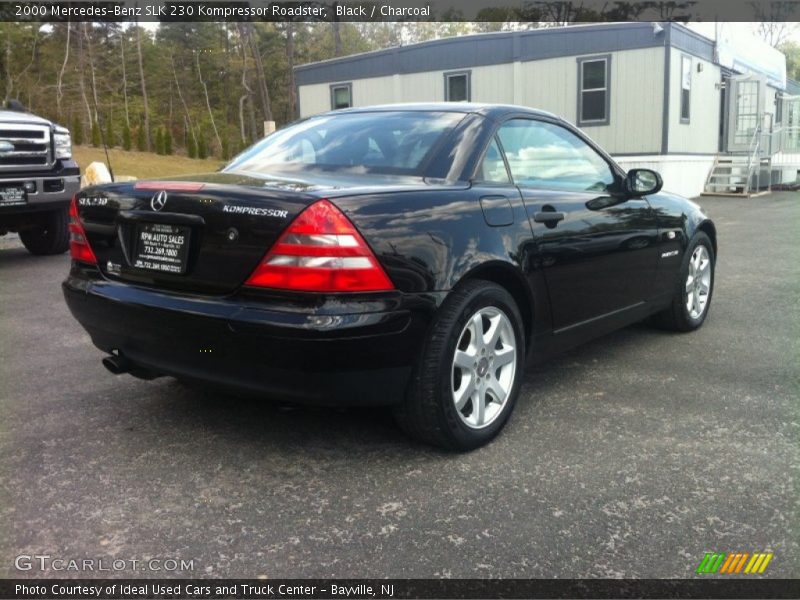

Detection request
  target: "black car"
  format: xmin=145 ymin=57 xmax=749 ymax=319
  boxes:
xmin=63 ymin=104 xmax=716 ymax=450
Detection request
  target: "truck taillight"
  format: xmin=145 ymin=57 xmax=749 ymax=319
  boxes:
xmin=68 ymin=196 xmax=97 ymax=264
xmin=245 ymin=199 xmax=394 ymax=293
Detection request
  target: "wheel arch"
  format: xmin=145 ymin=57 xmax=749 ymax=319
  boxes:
xmin=455 ymin=261 xmax=535 ymax=354
xmin=696 ymin=219 xmax=717 ymax=258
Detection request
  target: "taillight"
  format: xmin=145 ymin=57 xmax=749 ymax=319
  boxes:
xmin=68 ymin=196 xmax=97 ymax=264
xmin=245 ymin=199 xmax=394 ymax=293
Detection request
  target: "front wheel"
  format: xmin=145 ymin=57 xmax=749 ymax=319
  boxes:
xmin=654 ymin=232 xmax=715 ymax=332
xmin=19 ymin=208 xmax=70 ymax=255
xmin=394 ymin=280 xmax=525 ymax=451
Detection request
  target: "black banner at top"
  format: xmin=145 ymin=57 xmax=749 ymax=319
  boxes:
xmin=2 ymin=0 xmax=800 ymax=22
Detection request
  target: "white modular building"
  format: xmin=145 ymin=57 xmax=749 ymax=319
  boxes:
xmin=295 ymin=22 xmax=799 ymax=198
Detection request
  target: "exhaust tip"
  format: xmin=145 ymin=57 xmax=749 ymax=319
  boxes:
xmin=102 ymin=355 xmax=129 ymax=375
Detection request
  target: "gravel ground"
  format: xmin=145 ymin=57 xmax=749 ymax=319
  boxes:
xmin=0 ymin=193 xmax=797 ymax=579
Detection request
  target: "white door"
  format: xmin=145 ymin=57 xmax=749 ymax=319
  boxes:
xmin=726 ymin=75 xmax=766 ymax=152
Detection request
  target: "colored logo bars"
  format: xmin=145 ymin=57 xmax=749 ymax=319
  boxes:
xmin=696 ymin=552 xmax=773 ymax=574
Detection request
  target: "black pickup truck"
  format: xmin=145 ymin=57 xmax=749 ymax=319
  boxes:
xmin=0 ymin=102 xmax=80 ymax=254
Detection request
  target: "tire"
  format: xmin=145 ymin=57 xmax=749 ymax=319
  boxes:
xmin=19 ymin=207 xmax=70 ymax=256
xmin=653 ymin=232 xmax=715 ymax=332
xmin=393 ymin=280 xmax=525 ymax=451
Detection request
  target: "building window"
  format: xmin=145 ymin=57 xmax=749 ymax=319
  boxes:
xmin=330 ymin=83 xmax=352 ymax=110
xmin=444 ymin=71 xmax=471 ymax=102
xmin=578 ymin=56 xmax=610 ymax=126
xmin=680 ymin=55 xmax=691 ymax=123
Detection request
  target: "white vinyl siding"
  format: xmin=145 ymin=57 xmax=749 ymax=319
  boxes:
xmin=667 ymin=47 xmax=720 ymax=154
xmin=298 ymin=47 xmax=665 ymax=155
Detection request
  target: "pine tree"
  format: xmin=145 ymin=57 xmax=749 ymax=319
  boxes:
xmin=155 ymin=128 xmax=164 ymax=155
xmin=197 ymin=135 xmax=207 ymax=159
xmin=221 ymin=137 xmax=230 ymax=160
xmin=122 ymin=124 xmax=132 ymax=151
xmin=72 ymin=117 xmax=84 ymax=146
xmin=91 ymin=120 xmax=101 ymax=147
xmin=105 ymin=117 xmax=114 ymax=147
xmin=187 ymin=137 xmax=197 ymax=159
xmin=136 ymin=125 xmax=146 ymax=152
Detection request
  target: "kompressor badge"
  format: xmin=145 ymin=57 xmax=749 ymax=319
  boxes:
xmin=222 ymin=205 xmax=288 ymax=218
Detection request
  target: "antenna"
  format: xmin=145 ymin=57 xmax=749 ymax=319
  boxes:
xmin=91 ymin=99 xmax=115 ymax=183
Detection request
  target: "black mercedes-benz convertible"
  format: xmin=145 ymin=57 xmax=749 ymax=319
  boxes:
xmin=63 ymin=103 xmax=716 ymax=450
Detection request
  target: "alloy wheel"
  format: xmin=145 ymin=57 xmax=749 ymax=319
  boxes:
xmin=686 ymin=245 xmax=712 ymax=319
xmin=451 ymin=306 xmax=517 ymax=429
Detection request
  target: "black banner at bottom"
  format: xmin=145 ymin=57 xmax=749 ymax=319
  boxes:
xmin=1 ymin=579 xmax=799 ymax=599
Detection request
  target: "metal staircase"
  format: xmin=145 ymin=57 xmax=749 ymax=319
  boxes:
xmin=702 ymin=125 xmax=772 ymax=197
xmin=702 ymin=155 xmax=772 ymax=197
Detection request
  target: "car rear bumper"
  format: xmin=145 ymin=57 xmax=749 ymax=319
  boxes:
xmin=63 ymin=265 xmax=439 ymax=406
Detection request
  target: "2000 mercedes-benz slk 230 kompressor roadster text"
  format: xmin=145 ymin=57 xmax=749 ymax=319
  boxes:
xmin=63 ymin=104 xmax=717 ymax=450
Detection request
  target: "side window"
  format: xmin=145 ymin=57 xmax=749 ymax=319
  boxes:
xmin=496 ymin=119 xmax=615 ymax=193
xmin=680 ymin=55 xmax=692 ymax=123
xmin=330 ymin=83 xmax=352 ymax=110
xmin=475 ymin=137 xmax=511 ymax=183
xmin=578 ymin=56 xmax=610 ymax=125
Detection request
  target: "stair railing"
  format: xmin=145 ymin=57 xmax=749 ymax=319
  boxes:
xmin=745 ymin=125 xmax=762 ymax=194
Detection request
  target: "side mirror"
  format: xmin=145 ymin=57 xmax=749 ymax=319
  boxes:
xmin=626 ymin=169 xmax=663 ymax=196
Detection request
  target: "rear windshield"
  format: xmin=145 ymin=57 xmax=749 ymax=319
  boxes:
xmin=224 ymin=111 xmax=464 ymax=176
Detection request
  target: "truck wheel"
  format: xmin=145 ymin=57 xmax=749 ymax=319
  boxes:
xmin=19 ymin=208 xmax=70 ymax=255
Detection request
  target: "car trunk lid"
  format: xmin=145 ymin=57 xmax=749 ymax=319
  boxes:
xmin=76 ymin=173 xmax=319 ymax=295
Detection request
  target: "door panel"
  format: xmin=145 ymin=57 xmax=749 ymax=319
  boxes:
xmin=496 ymin=118 xmax=659 ymax=331
xmin=521 ymin=190 xmax=659 ymax=330
xmin=727 ymin=76 xmax=766 ymax=152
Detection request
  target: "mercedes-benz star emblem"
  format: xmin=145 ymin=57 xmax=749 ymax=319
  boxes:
xmin=151 ymin=190 xmax=168 ymax=211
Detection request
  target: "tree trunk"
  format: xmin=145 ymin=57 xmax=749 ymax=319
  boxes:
xmin=120 ymin=29 xmax=129 ymax=126
xmin=332 ymin=21 xmax=343 ymax=57
xmin=238 ymin=39 xmax=252 ymax=144
xmin=83 ymin=23 xmax=100 ymax=122
xmin=240 ymin=23 xmax=272 ymax=123
xmin=76 ymin=24 xmax=93 ymax=129
xmin=171 ymin=54 xmax=196 ymax=146
xmin=195 ymin=50 xmax=222 ymax=154
xmin=134 ymin=22 xmax=150 ymax=150
xmin=286 ymin=22 xmax=297 ymax=120
xmin=56 ymin=22 xmax=71 ymax=120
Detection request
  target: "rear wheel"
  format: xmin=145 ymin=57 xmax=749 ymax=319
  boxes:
xmin=654 ymin=232 xmax=715 ymax=331
xmin=19 ymin=208 xmax=70 ymax=255
xmin=394 ymin=280 xmax=525 ymax=451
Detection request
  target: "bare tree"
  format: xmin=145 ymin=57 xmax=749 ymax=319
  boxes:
xmin=238 ymin=23 xmax=273 ymax=125
xmin=756 ymin=22 xmax=796 ymax=47
xmin=171 ymin=54 xmax=196 ymax=146
xmin=56 ymin=23 xmax=70 ymax=119
xmin=195 ymin=49 xmax=223 ymax=153
xmin=134 ymin=20 xmax=151 ymax=150
xmin=75 ymin=23 xmax=93 ymax=128
xmin=331 ymin=21 xmax=343 ymax=56
xmin=752 ymin=2 xmax=797 ymax=47
xmin=286 ymin=22 xmax=297 ymax=120
xmin=119 ymin=29 xmax=130 ymax=126
xmin=82 ymin=23 xmax=100 ymax=121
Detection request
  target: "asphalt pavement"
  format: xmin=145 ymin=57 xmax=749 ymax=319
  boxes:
xmin=1 ymin=193 xmax=797 ymax=578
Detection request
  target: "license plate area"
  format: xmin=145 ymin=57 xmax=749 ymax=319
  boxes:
xmin=133 ymin=222 xmax=191 ymax=274
xmin=0 ymin=186 xmax=27 ymax=206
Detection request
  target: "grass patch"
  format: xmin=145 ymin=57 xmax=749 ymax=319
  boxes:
xmin=73 ymin=146 xmax=225 ymax=180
